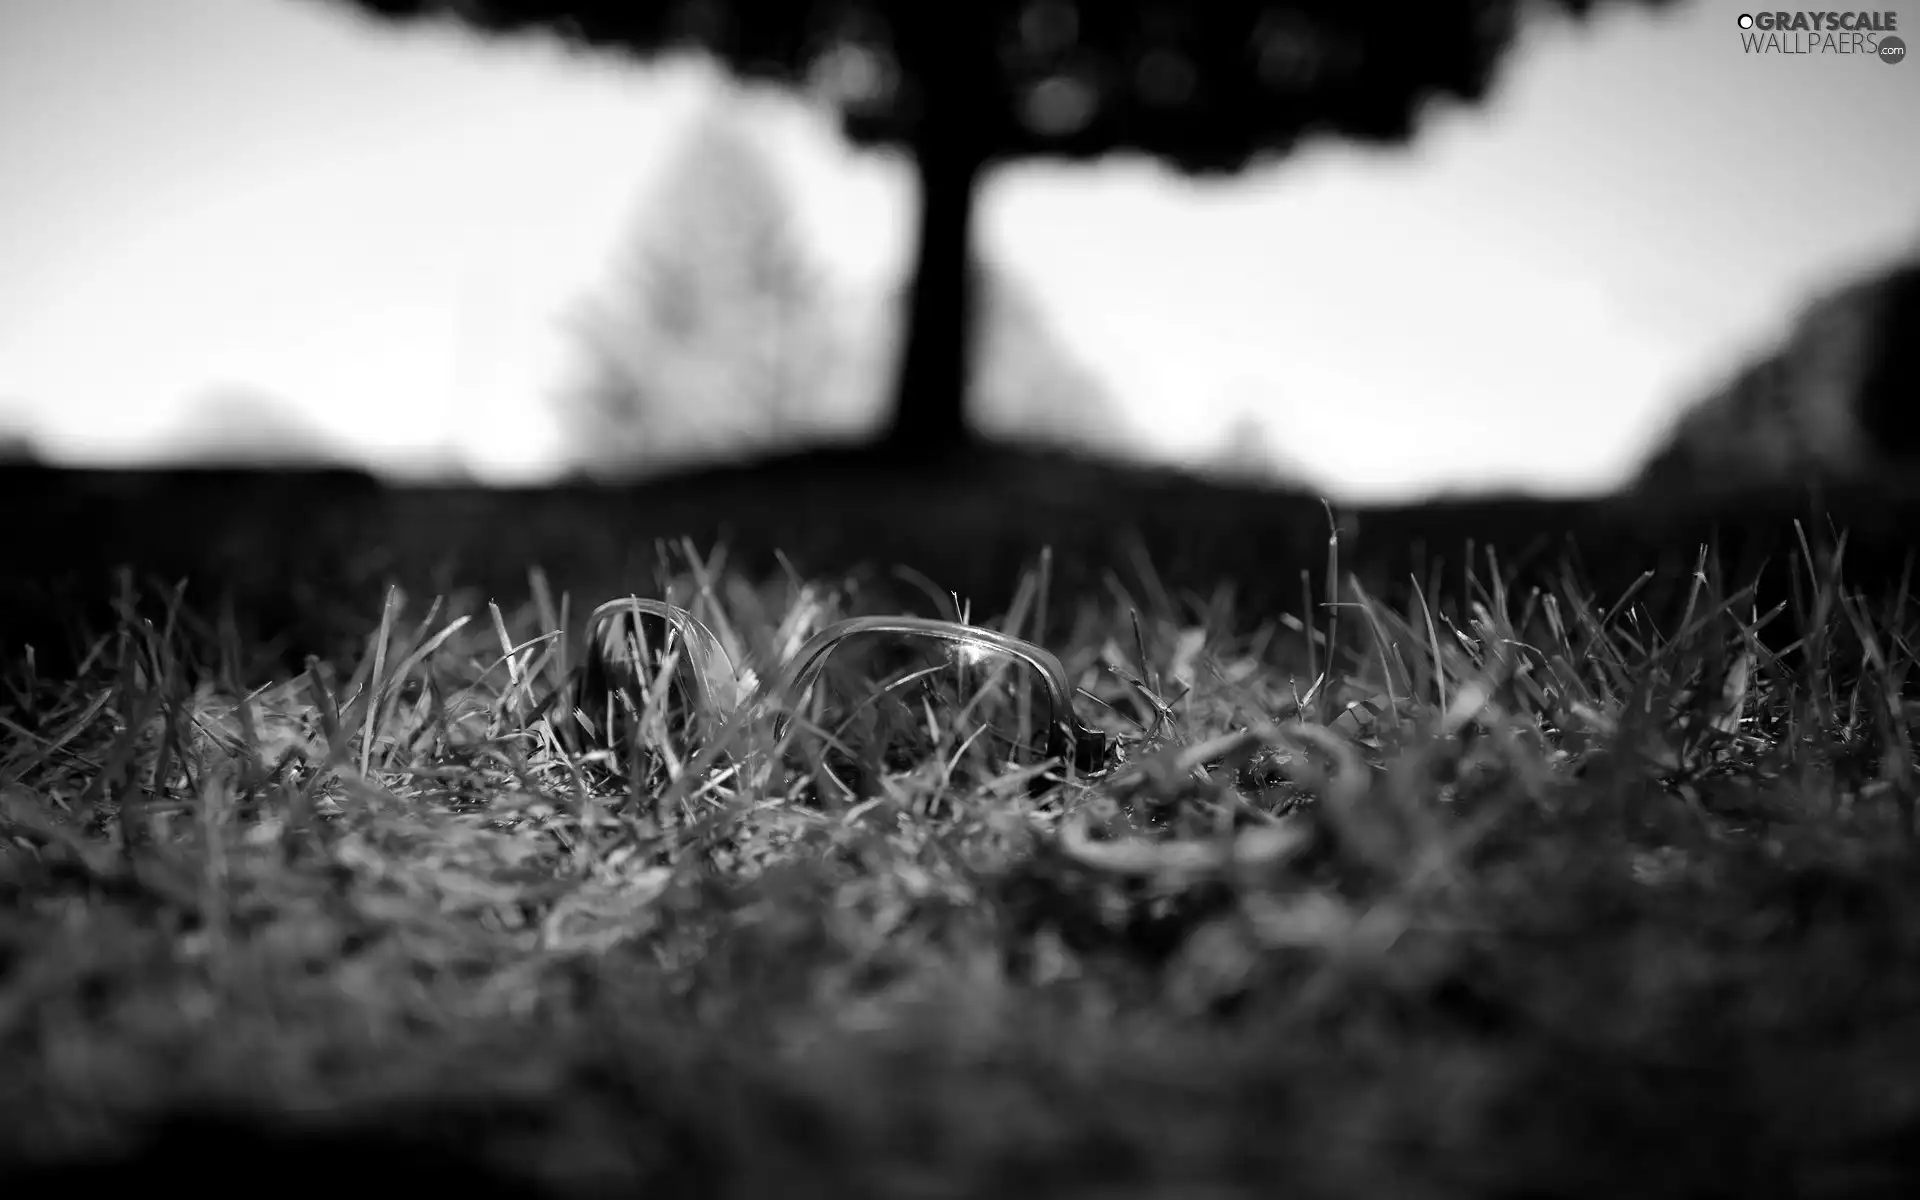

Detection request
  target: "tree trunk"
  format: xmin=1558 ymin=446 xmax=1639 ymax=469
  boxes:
xmin=880 ymin=72 xmax=988 ymax=463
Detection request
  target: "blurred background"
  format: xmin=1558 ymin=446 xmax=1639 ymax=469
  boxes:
xmin=0 ymin=0 xmax=1916 ymax=502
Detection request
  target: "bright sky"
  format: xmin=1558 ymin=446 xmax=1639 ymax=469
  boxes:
xmin=1 ymin=0 xmax=1916 ymax=498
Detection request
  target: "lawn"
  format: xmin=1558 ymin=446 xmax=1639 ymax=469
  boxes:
xmin=3 ymin=448 xmax=1919 ymax=1197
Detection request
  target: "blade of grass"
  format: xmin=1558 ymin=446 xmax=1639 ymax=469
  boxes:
xmin=357 ymin=585 xmax=403 ymax=779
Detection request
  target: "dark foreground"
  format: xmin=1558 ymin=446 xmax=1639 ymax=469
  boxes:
xmin=3 ymin=446 xmax=1919 ymax=1198
xmin=2 ymin=445 xmax=1908 ymax=668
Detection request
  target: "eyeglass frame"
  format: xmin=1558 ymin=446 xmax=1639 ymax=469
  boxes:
xmin=564 ymin=596 xmax=1118 ymax=780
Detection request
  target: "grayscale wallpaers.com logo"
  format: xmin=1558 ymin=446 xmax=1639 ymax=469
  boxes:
xmin=1737 ymin=11 xmax=1905 ymax=60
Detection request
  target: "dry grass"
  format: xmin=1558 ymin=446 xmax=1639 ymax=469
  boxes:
xmin=4 ymin=511 xmax=1920 ymax=1198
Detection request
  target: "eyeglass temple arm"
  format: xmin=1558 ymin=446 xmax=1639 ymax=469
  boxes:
xmin=767 ymin=615 xmax=1111 ymax=769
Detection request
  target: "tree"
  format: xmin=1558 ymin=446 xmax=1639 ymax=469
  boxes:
xmin=1854 ymin=258 xmax=1920 ymax=466
xmin=1207 ymin=412 xmax=1284 ymax=480
xmin=0 ymin=421 xmax=36 ymax=465
xmin=966 ymin=263 xmax=1136 ymax=454
xmin=849 ymin=257 xmax=1135 ymax=453
xmin=1631 ymin=253 xmax=1920 ymax=500
xmin=565 ymin=98 xmax=841 ymax=475
xmin=321 ymin=0 xmax=1679 ymax=463
xmin=161 ymin=386 xmax=352 ymax=466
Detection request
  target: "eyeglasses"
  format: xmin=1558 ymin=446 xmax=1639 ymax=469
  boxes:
xmin=552 ymin=596 xmax=1124 ymax=801
xmin=546 ymin=595 xmax=1374 ymax=882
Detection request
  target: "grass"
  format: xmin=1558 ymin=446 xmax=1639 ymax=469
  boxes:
xmin=5 ymin=485 xmax=1920 ymax=1196
xmin=20 ymin=445 xmax=1911 ymax=673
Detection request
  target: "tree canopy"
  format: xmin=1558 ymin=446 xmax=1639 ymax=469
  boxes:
xmin=325 ymin=2 xmax=1665 ymax=165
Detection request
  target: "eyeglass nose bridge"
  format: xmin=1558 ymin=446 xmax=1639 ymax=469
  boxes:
xmin=767 ymin=615 xmax=1111 ymax=774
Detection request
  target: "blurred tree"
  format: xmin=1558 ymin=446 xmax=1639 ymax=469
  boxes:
xmin=851 ymin=257 xmax=1134 ymax=453
xmin=1855 ymin=259 xmax=1920 ymax=465
xmin=161 ymin=386 xmax=351 ymax=466
xmin=968 ymin=263 xmax=1134 ymax=454
xmin=321 ymin=0 xmax=1679 ymax=463
xmin=1198 ymin=409 xmax=1325 ymax=487
xmin=1632 ymin=254 xmax=1920 ymax=500
xmin=0 ymin=423 xmax=37 ymax=465
xmin=1207 ymin=412 xmax=1283 ymax=480
xmin=565 ymin=99 xmax=841 ymax=475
